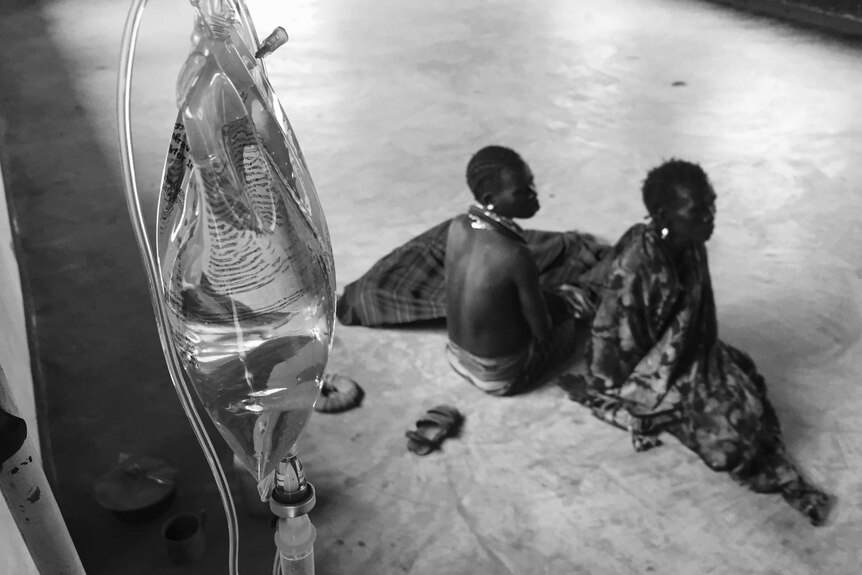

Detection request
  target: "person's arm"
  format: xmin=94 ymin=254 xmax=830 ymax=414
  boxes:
xmin=513 ymin=246 xmax=552 ymax=340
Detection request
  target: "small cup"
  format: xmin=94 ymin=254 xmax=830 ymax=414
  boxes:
xmin=162 ymin=510 xmax=207 ymax=565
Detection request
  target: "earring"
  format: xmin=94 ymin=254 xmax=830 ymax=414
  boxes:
xmin=660 ymin=227 xmax=669 ymax=240
xmin=485 ymin=203 xmax=495 ymax=212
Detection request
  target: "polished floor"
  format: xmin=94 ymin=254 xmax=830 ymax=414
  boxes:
xmin=1 ymin=0 xmax=862 ymax=573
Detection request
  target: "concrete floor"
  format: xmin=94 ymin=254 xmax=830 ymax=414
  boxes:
xmin=2 ymin=0 xmax=862 ymax=573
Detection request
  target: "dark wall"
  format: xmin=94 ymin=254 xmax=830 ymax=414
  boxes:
xmin=704 ymin=0 xmax=862 ymax=36
xmin=787 ymin=0 xmax=862 ymax=18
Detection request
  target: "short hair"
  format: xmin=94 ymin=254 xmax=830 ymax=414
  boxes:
xmin=641 ymin=158 xmax=710 ymax=216
xmin=466 ymin=145 xmax=525 ymax=200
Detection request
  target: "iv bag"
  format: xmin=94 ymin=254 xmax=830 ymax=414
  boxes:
xmin=156 ymin=0 xmax=335 ymax=501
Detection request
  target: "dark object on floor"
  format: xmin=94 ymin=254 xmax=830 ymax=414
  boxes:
xmin=703 ymin=0 xmax=862 ymax=39
xmin=406 ymin=405 xmax=463 ymax=456
xmin=162 ymin=510 xmax=207 ymax=565
xmin=0 ymin=406 xmax=27 ymax=469
xmin=94 ymin=454 xmax=178 ymax=524
xmin=314 ymin=374 xmax=365 ymax=413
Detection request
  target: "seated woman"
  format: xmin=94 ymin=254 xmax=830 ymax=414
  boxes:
xmin=573 ymin=159 xmax=832 ymax=525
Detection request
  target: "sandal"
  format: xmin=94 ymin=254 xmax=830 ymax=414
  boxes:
xmin=405 ymin=405 xmax=463 ymax=456
xmin=314 ymin=374 xmax=364 ymax=413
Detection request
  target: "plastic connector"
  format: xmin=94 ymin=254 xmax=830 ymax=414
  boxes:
xmin=255 ymin=27 xmax=289 ymax=58
xmin=270 ymin=455 xmax=316 ymax=518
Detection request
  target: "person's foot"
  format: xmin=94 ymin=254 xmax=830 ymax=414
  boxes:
xmin=730 ymin=446 xmax=807 ymax=494
xmin=781 ymin=479 xmax=833 ymax=526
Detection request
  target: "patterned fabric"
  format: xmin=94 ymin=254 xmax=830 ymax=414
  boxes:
xmin=336 ymin=219 xmax=611 ymax=326
xmin=446 ymin=290 xmax=580 ymax=396
xmin=570 ymin=223 xmax=831 ymax=525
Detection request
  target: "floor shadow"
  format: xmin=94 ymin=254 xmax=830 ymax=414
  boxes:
xmin=0 ymin=4 xmax=276 ymax=574
xmin=377 ymin=317 xmax=448 ymax=332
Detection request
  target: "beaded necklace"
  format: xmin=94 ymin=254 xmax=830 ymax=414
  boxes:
xmin=467 ymin=202 xmax=526 ymax=244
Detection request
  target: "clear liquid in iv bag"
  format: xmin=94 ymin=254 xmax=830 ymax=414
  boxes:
xmin=157 ymin=22 xmax=334 ymax=501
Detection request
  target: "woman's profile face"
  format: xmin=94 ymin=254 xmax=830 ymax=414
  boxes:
xmin=665 ymin=184 xmax=716 ymax=245
xmin=489 ymin=165 xmax=540 ymax=219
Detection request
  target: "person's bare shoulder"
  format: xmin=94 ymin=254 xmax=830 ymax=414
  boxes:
xmin=446 ymin=214 xmax=472 ymax=250
xmin=449 ymin=214 xmax=471 ymax=234
xmin=448 ymin=216 xmax=530 ymax=263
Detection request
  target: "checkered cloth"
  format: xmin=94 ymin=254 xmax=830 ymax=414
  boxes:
xmin=336 ymin=219 xmax=611 ymax=327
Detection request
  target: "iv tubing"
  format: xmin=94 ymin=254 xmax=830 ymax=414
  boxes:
xmin=117 ymin=1 xmax=240 ymax=574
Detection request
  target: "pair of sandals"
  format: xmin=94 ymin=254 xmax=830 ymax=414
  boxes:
xmin=314 ymin=374 xmax=462 ymax=456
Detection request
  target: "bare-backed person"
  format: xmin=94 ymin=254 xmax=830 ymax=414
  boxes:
xmin=445 ymin=146 xmax=590 ymax=396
